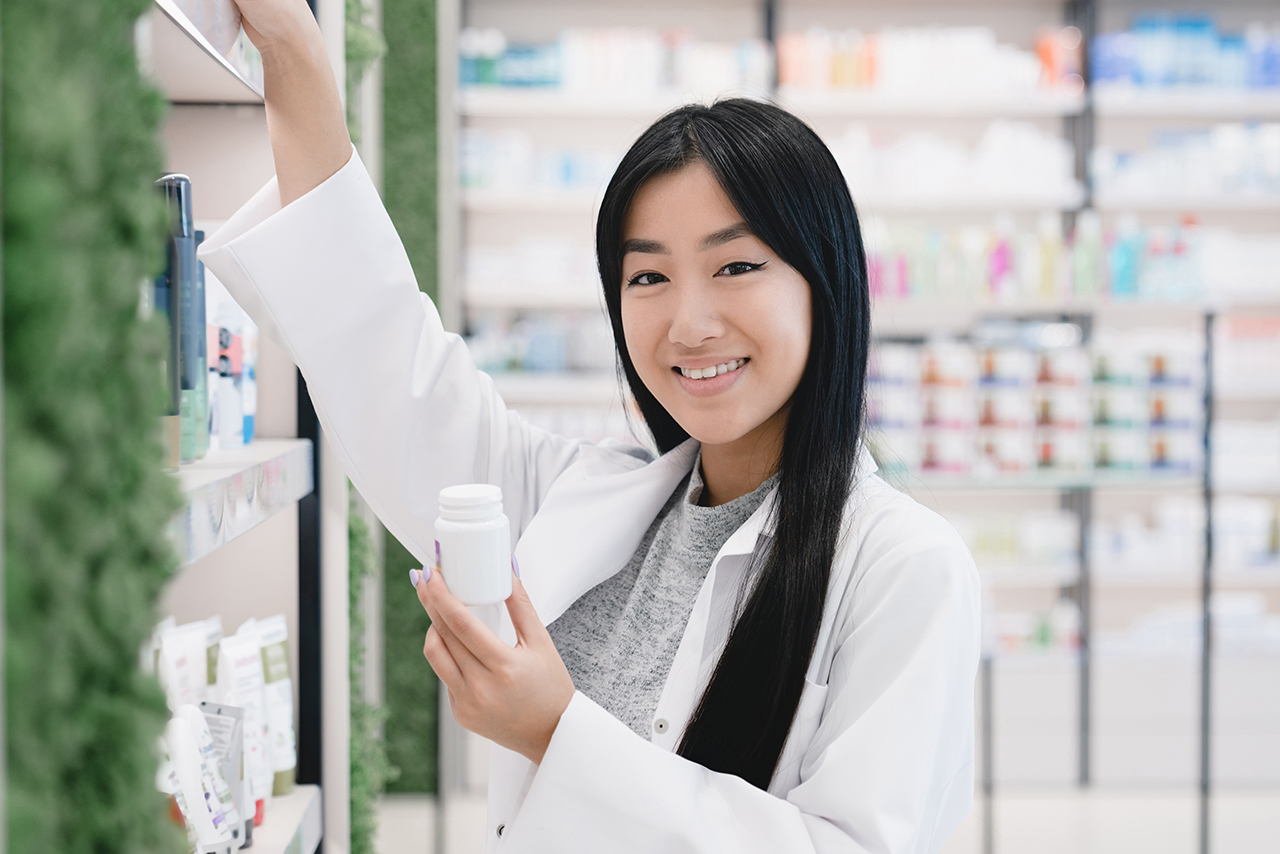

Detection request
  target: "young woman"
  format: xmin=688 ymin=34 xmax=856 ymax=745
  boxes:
xmin=208 ymin=2 xmax=980 ymax=851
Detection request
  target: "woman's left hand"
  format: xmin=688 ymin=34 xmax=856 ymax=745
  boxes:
xmin=414 ymin=559 xmax=575 ymax=765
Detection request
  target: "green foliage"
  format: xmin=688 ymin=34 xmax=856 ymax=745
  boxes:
xmin=382 ymin=529 xmax=437 ymax=793
xmin=381 ymin=0 xmax=440 ymax=794
xmin=348 ymin=490 xmax=396 ymax=854
xmin=382 ymin=0 xmax=437 ymax=299
xmin=3 ymin=0 xmax=185 ymax=851
xmin=344 ymin=0 xmax=386 ymax=147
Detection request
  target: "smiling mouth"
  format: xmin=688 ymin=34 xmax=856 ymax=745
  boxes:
xmin=675 ymin=358 xmax=749 ymax=380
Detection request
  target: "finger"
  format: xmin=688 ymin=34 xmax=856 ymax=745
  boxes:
xmin=505 ymin=571 xmax=547 ymax=649
xmin=423 ymin=625 xmax=465 ymax=692
xmin=419 ymin=586 xmax=487 ymax=678
xmin=419 ymin=565 xmax=512 ymax=668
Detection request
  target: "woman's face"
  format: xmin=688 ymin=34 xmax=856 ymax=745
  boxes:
xmin=619 ymin=161 xmax=812 ymax=452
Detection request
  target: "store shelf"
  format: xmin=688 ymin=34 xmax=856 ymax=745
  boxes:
xmin=1093 ymin=569 xmax=1280 ymax=589
xmin=1095 ymin=191 xmax=1280 ymax=213
xmin=466 ymin=287 xmax=602 ymax=311
xmin=983 ymin=564 xmax=1079 ymax=588
xmin=1094 ymin=85 xmax=1280 ymax=119
xmin=872 ymin=296 xmax=1208 ymax=335
xmin=1214 ymin=474 xmax=1280 ymax=495
xmin=856 ymin=187 xmax=1085 ymax=213
xmin=892 ymin=471 xmax=1201 ymax=493
xmin=252 ymin=784 xmax=323 ymax=854
xmin=462 ymin=189 xmax=597 ymax=213
xmin=140 ymin=0 xmax=263 ymax=104
xmin=1215 ymin=380 xmax=1280 ymax=401
xmin=780 ymin=87 xmax=1085 ymax=118
xmin=491 ymin=371 xmax=621 ymax=407
xmin=171 ymin=439 xmax=314 ymax=564
xmin=460 ymin=87 xmax=695 ymax=118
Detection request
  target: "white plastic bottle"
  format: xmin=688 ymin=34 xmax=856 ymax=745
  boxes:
xmin=435 ymin=484 xmax=512 ymax=605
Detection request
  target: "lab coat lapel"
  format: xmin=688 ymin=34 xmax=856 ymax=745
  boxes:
xmin=499 ymin=439 xmax=699 ymax=645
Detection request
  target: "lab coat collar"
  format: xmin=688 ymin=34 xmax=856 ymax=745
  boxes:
xmin=502 ymin=439 xmax=877 ymax=646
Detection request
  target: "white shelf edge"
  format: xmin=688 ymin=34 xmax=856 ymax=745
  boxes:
xmin=251 ymin=784 xmax=323 ymax=854
xmin=465 ymin=289 xmax=603 ymax=311
xmin=779 ymin=87 xmax=1086 ymax=118
xmin=1095 ymin=192 xmax=1280 ymax=213
xmin=460 ymin=87 xmax=698 ymax=118
xmin=144 ymin=0 xmax=264 ymax=104
xmin=1094 ymin=85 xmax=1280 ymax=119
xmin=984 ymin=567 xmax=1280 ymax=589
xmin=170 ymin=438 xmax=315 ymax=564
xmin=888 ymin=472 xmax=1202 ymax=492
xmin=459 ymin=86 xmax=1086 ymax=119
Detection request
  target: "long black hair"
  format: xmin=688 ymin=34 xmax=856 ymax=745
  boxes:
xmin=595 ymin=99 xmax=871 ymax=789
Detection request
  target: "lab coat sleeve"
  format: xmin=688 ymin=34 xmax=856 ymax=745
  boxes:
xmin=502 ymin=502 xmax=981 ymax=853
xmin=199 ymin=149 xmax=589 ymax=562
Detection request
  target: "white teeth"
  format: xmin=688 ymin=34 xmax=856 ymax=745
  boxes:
xmin=680 ymin=359 xmax=746 ymax=380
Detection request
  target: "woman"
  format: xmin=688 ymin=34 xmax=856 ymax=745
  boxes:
xmin=206 ymin=2 xmax=980 ymax=851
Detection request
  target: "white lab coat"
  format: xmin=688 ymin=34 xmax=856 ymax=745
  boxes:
xmin=202 ymin=149 xmax=982 ymax=854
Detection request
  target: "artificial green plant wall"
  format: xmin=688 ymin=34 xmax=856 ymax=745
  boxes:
xmin=381 ymin=0 xmax=440 ymax=793
xmin=3 ymin=0 xmax=183 ymax=851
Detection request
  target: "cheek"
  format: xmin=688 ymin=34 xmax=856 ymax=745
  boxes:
xmin=620 ymin=299 xmax=661 ymax=378
xmin=754 ymin=284 xmax=812 ymax=381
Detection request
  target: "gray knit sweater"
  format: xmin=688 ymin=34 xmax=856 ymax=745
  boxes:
xmin=547 ymin=458 xmax=776 ymax=739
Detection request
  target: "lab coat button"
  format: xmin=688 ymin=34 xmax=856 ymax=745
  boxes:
xmin=496 ymin=824 xmax=505 ymax=838
xmin=653 ymin=718 xmax=669 ymax=734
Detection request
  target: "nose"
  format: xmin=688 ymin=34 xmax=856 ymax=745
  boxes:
xmin=667 ymin=281 xmax=725 ymax=350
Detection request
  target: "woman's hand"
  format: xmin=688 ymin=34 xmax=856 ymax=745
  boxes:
xmin=414 ymin=560 xmax=576 ymax=765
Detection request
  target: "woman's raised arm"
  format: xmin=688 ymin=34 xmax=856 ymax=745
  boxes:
xmin=234 ymin=0 xmax=352 ymax=205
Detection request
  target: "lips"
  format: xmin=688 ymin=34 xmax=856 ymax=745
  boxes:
xmin=676 ymin=358 xmax=748 ymax=380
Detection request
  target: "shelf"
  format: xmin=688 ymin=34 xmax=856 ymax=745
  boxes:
xmin=252 ymin=784 xmax=323 ymax=854
xmin=462 ymin=189 xmax=597 ymax=213
xmin=890 ymin=471 xmax=1201 ymax=492
xmin=872 ymin=297 xmax=1210 ymax=335
xmin=985 ymin=566 xmax=1280 ymax=589
xmin=855 ymin=188 xmax=1085 ymax=213
xmin=140 ymin=0 xmax=263 ymax=104
xmin=466 ymin=287 xmax=602 ymax=311
xmin=1094 ymin=85 xmax=1280 ymax=119
xmin=171 ymin=439 xmax=315 ymax=564
xmin=1213 ymin=475 xmax=1280 ymax=495
xmin=490 ymin=371 xmax=621 ymax=407
xmin=460 ymin=87 xmax=695 ymax=118
xmin=1095 ymin=191 xmax=1280 ymax=213
xmin=1215 ymin=381 xmax=1280 ymax=401
xmin=779 ymin=87 xmax=1085 ymax=118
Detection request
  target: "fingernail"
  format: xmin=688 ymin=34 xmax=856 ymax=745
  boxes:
xmin=409 ymin=568 xmax=421 ymax=588
xmin=435 ymin=539 xmax=442 ymax=569
xmin=512 ymin=555 xmax=521 ymax=579
xmin=423 ymin=565 xmax=433 ymax=585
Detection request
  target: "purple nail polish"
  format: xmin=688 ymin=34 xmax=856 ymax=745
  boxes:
xmin=409 ymin=568 xmax=420 ymax=588
xmin=435 ymin=539 xmax=442 ymax=569
xmin=512 ymin=555 xmax=521 ymax=579
xmin=423 ymin=566 xmax=433 ymax=585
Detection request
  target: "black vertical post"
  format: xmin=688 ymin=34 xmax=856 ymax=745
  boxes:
xmin=1199 ymin=313 xmax=1215 ymax=854
xmin=981 ymin=654 xmax=994 ymax=854
xmin=297 ymin=370 xmax=323 ymax=787
xmin=762 ymin=0 xmax=778 ymax=94
xmin=1063 ymin=486 xmax=1093 ymax=785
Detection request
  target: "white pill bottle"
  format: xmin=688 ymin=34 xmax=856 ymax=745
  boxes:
xmin=434 ymin=484 xmax=513 ymax=605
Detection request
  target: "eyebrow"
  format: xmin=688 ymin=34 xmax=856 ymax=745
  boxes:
xmin=620 ymin=222 xmax=754 ymax=256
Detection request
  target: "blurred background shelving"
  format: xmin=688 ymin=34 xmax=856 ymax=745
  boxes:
xmin=438 ymin=0 xmax=1280 ymax=852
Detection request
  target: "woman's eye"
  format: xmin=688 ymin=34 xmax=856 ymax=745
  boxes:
xmin=626 ymin=271 xmax=668 ymax=287
xmin=718 ymin=261 xmax=765 ymax=276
